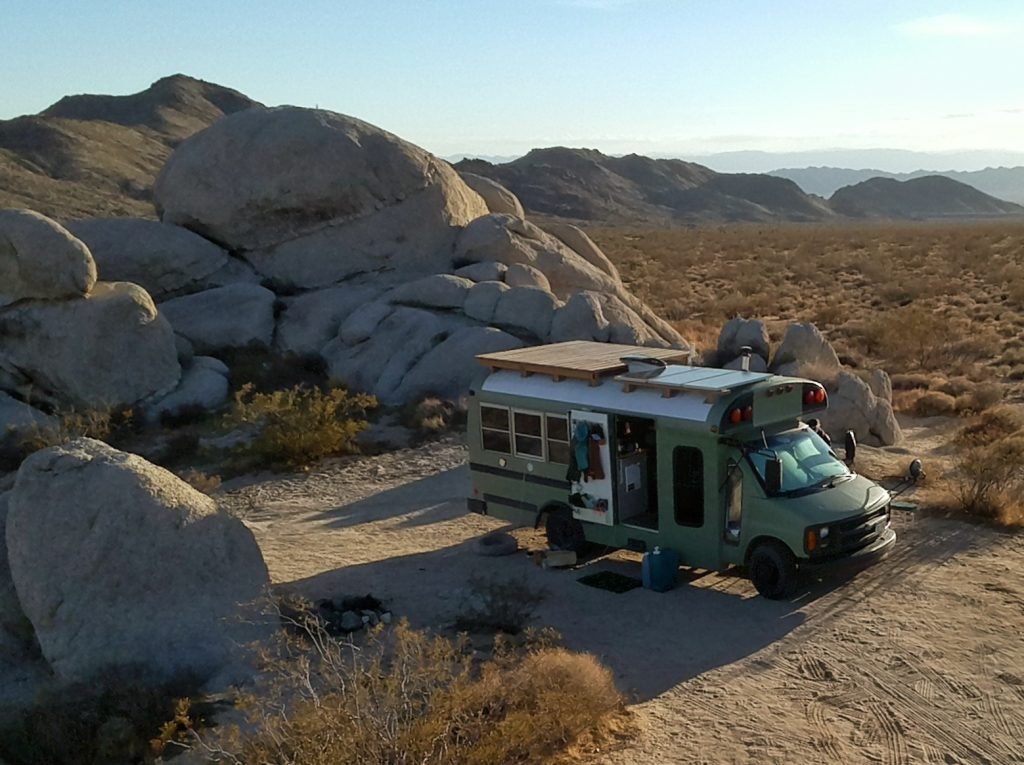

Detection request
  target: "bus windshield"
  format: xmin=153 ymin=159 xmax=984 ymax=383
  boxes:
xmin=747 ymin=429 xmax=851 ymax=495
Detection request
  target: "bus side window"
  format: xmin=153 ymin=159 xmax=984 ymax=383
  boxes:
xmin=673 ymin=446 xmax=704 ymax=527
xmin=724 ymin=459 xmax=743 ymax=543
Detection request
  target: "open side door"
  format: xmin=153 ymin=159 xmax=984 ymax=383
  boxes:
xmin=568 ymin=410 xmax=615 ymax=526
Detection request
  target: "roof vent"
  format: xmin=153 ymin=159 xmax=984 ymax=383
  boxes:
xmin=620 ymin=355 xmax=668 ymax=379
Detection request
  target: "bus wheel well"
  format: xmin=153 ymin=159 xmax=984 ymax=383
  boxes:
xmin=744 ymin=536 xmax=796 ymax=567
xmin=534 ymin=502 xmax=573 ymax=530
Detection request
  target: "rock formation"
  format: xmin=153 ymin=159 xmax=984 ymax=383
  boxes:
xmin=5 ymin=439 xmax=270 ymax=682
xmin=714 ymin=318 xmax=901 ymax=446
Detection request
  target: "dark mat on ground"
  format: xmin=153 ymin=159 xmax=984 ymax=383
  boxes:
xmin=578 ymin=570 xmax=642 ymax=593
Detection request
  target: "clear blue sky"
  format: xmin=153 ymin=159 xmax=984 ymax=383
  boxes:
xmin=2 ymin=0 xmax=1021 ymax=159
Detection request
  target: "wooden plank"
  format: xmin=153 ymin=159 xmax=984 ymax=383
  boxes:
xmin=477 ymin=341 xmax=690 ymax=381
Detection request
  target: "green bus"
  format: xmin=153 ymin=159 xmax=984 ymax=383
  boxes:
xmin=465 ymin=341 xmax=896 ymax=599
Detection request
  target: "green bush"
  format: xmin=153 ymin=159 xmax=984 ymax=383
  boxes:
xmin=225 ymin=383 xmax=376 ymax=470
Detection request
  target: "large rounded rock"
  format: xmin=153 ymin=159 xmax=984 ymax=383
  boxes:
xmin=539 ymin=220 xmax=620 ymax=281
xmin=820 ymin=371 xmax=902 ymax=446
xmin=66 ymin=218 xmax=239 ymax=300
xmin=142 ymin=360 xmax=230 ymax=425
xmin=274 ymin=284 xmax=382 ymax=356
xmin=455 ymin=214 xmax=620 ymax=297
xmin=386 ymin=274 xmax=473 ymax=309
xmin=155 ymin=107 xmax=488 ymax=289
xmin=772 ymin=322 xmax=840 ymax=374
xmin=0 ymin=392 xmax=54 ymax=449
xmin=159 ymin=283 xmax=276 ymax=353
xmin=549 ymin=291 xmax=611 ymax=343
xmin=338 ymin=300 xmax=394 ymax=346
xmin=492 ymin=286 xmax=561 ymax=340
xmin=505 ymin=263 xmax=551 ymax=291
xmin=597 ymin=294 xmax=669 ymax=347
xmin=0 ymin=282 xmax=180 ymax=409
xmin=6 ymin=439 xmax=270 ymax=682
xmin=454 ymin=260 xmax=507 ymax=283
xmin=393 ymin=327 xmax=523 ymax=401
xmin=324 ymin=307 xmax=461 ymax=402
xmin=0 ymin=491 xmax=34 ymax=660
xmin=458 ymin=172 xmax=525 ymax=217
xmin=463 ymin=280 xmax=510 ymax=323
xmin=717 ymin=317 xmax=770 ymax=363
xmin=0 ymin=209 xmax=97 ymax=307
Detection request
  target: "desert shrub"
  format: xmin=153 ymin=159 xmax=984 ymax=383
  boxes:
xmin=954 ymin=406 xmax=1024 ymax=446
xmin=908 ymin=391 xmax=958 ymax=417
xmin=0 ymin=666 xmax=204 ymax=765
xmin=399 ymin=396 xmax=465 ymax=438
xmin=188 ymin=619 xmax=624 ymax=765
xmin=176 ymin=469 xmax=222 ymax=494
xmin=954 ymin=382 xmax=1003 ymax=414
xmin=953 ymin=434 xmax=1024 ymax=526
xmin=218 ymin=348 xmax=329 ymax=394
xmin=18 ymin=406 xmax=132 ymax=451
xmin=890 ymin=373 xmax=934 ymax=391
xmin=455 ymin=575 xmax=547 ymax=635
xmin=225 ymin=383 xmax=376 ymax=470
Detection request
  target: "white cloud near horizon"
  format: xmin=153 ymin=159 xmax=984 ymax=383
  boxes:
xmin=897 ymin=12 xmax=1007 ymax=38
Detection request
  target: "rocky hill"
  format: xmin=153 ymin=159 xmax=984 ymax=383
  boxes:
xmin=829 ymin=175 xmax=1024 ymax=219
xmin=772 ymin=166 xmax=1024 ymax=206
xmin=456 ymin=148 xmax=835 ymax=224
xmin=0 ymin=75 xmax=260 ymax=221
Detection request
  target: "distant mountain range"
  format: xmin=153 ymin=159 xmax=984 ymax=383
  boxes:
xmin=0 ymin=75 xmax=259 ymax=220
xmin=770 ymin=166 xmax=1024 ymax=206
xmin=1 ymin=76 xmax=1020 ymax=225
xmin=457 ymin=149 xmax=1023 ymax=223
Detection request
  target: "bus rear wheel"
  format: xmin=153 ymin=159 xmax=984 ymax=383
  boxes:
xmin=748 ymin=541 xmax=797 ymax=599
xmin=544 ymin=510 xmax=588 ymax=554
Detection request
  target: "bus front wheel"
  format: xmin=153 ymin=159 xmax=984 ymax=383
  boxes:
xmin=748 ymin=541 xmax=797 ymax=599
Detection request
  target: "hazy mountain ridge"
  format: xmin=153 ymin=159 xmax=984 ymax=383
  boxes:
xmin=0 ymin=75 xmax=261 ymax=220
xmin=771 ymin=166 xmax=1024 ymax=206
xmin=830 ymin=176 xmax=1024 ymax=219
xmin=456 ymin=148 xmax=834 ymax=224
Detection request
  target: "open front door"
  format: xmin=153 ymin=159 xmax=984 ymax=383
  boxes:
xmin=658 ymin=431 xmax=722 ymax=569
xmin=568 ymin=410 xmax=614 ymax=526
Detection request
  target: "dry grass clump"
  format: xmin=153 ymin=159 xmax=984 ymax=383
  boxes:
xmin=176 ymin=469 xmax=222 ymax=494
xmin=455 ymin=574 xmax=547 ymax=635
xmin=400 ymin=396 xmax=466 ymax=439
xmin=950 ymin=408 xmax=1024 ymax=527
xmin=225 ymin=383 xmax=376 ymax=471
xmin=187 ymin=619 xmax=626 ymax=765
xmin=904 ymin=391 xmax=958 ymax=418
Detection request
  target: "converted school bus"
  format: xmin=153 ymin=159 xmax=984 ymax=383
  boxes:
xmin=466 ymin=341 xmax=896 ymax=599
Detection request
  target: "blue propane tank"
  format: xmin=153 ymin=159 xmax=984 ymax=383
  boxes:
xmin=641 ymin=546 xmax=680 ymax=592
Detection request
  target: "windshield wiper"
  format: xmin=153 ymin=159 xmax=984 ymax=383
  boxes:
xmin=815 ymin=473 xmax=854 ymax=490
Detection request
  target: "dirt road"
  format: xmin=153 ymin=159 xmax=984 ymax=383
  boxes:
xmin=223 ymin=439 xmax=1024 ymax=765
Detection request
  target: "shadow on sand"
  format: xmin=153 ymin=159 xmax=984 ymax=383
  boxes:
xmin=281 ymin=467 xmax=976 ymax=702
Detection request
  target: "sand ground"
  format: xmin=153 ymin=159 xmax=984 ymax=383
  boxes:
xmin=217 ymin=433 xmax=1024 ymax=765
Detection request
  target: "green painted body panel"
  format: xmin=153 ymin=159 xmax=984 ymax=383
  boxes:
xmin=466 ymin=368 xmax=891 ymax=571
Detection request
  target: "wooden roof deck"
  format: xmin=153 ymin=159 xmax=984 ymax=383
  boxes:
xmin=476 ymin=341 xmax=692 ymax=384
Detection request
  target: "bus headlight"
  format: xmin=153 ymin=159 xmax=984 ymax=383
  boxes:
xmin=805 ymin=524 xmax=831 ymax=554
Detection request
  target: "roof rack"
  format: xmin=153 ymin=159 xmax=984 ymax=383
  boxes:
xmin=476 ymin=341 xmax=692 ymax=385
xmin=615 ymin=366 xmax=771 ymax=398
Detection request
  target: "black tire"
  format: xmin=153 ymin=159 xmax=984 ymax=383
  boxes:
xmin=544 ymin=511 xmax=588 ymax=554
xmin=473 ymin=531 xmax=519 ymax=557
xmin=748 ymin=541 xmax=797 ymax=599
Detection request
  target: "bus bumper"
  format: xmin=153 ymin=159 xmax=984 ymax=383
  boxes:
xmin=800 ymin=526 xmax=896 ymax=575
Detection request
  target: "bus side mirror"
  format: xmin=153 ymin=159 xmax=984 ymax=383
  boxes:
xmin=844 ymin=430 xmax=857 ymax=466
xmin=909 ymin=459 xmax=924 ymax=481
xmin=765 ymin=458 xmax=783 ymax=495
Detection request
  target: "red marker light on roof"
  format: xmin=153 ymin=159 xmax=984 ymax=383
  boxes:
xmin=729 ymin=408 xmax=743 ymax=424
xmin=804 ymin=390 xmax=816 ymax=405
xmin=815 ymin=388 xmax=826 ymax=404
xmin=743 ymin=406 xmax=753 ymax=421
